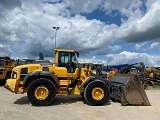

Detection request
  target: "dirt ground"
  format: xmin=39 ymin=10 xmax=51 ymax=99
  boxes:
xmin=0 ymin=86 xmax=160 ymax=120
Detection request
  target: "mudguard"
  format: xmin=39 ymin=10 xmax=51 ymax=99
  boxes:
xmin=109 ymin=74 xmax=151 ymax=106
xmin=23 ymin=71 xmax=59 ymax=87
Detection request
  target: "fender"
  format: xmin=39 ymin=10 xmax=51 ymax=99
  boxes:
xmin=80 ymin=72 xmax=108 ymax=93
xmin=81 ymin=76 xmax=95 ymax=88
xmin=23 ymin=71 xmax=59 ymax=87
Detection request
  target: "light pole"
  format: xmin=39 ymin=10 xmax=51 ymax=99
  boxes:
xmin=53 ymin=27 xmax=60 ymax=49
xmin=146 ymin=56 xmax=147 ymax=67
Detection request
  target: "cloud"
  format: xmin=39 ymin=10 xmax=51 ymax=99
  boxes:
xmin=0 ymin=0 xmax=118 ymax=57
xmin=106 ymin=51 xmax=146 ymax=65
xmin=105 ymin=51 xmax=160 ymax=67
xmin=0 ymin=0 xmax=22 ymax=10
xmin=117 ymin=1 xmax=160 ymax=43
xmin=0 ymin=0 xmax=160 ymax=68
xmin=135 ymin=42 xmax=147 ymax=50
xmin=64 ymin=0 xmax=160 ymax=45
xmin=149 ymin=42 xmax=160 ymax=50
xmin=65 ymin=0 xmax=102 ymax=13
xmin=78 ymin=56 xmax=107 ymax=64
xmin=0 ymin=44 xmax=12 ymax=57
xmin=23 ymin=14 xmax=115 ymax=57
xmin=79 ymin=51 xmax=160 ymax=67
xmin=108 ymin=45 xmax=122 ymax=51
xmin=0 ymin=0 xmax=22 ymax=18
xmin=102 ymin=0 xmax=144 ymax=16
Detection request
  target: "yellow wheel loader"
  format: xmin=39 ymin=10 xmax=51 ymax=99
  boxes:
xmin=5 ymin=49 xmax=150 ymax=106
xmin=0 ymin=57 xmax=14 ymax=85
xmin=145 ymin=67 xmax=160 ymax=86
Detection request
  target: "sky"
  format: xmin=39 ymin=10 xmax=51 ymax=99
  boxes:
xmin=0 ymin=0 xmax=160 ymax=67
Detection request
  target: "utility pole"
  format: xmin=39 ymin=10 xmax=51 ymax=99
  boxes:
xmin=146 ymin=56 xmax=147 ymax=67
xmin=53 ymin=27 xmax=60 ymax=49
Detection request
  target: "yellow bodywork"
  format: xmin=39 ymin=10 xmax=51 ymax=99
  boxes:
xmin=5 ymin=49 xmax=94 ymax=96
xmin=5 ymin=64 xmax=43 ymax=93
xmin=0 ymin=59 xmax=14 ymax=80
xmin=5 ymin=79 xmax=18 ymax=92
xmin=146 ymin=67 xmax=160 ymax=79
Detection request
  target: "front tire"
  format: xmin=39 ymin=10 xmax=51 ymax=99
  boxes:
xmin=84 ymin=80 xmax=109 ymax=106
xmin=27 ymin=78 xmax=56 ymax=106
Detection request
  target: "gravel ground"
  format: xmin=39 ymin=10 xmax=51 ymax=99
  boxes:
xmin=0 ymin=86 xmax=160 ymax=120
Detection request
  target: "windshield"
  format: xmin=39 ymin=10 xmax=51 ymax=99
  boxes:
xmin=72 ymin=52 xmax=79 ymax=67
xmin=0 ymin=60 xmax=4 ymax=66
xmin=58 ymin=51 xmax=79 ymax=69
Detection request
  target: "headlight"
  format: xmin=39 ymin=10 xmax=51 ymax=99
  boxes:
xmin=13 ymin=73 xmax=17 ymax=79
xmin=11 ymin=72 xmax=17 ymax=79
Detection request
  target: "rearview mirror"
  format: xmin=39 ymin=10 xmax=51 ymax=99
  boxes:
xmin=77 ymin=52 xmax=79 ymax=58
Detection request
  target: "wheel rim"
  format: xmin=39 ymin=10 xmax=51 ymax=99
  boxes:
xmin=34 ymin=86 xmax=49 ymax=100
xmin=92 ymin=87 xmax=104 ymax=100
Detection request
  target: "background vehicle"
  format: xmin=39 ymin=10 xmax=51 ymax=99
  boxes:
xmin=5 ymin=49 xmax=150 ymax=106
xmin=102 ymin=64 xmax=128 ymax=73
xmin=0 ymin=57 xmax=14 ymax=84
xmin=118 ymin=62 xmax=147 ymax=84
xmin=146 ymin=67 xmax=160 ymax=86
xmin=0 ymin=53 xmax=48 ymax=85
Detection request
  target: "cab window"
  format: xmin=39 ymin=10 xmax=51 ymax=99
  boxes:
xmin=0 ymin=60 xmax=4 ymax=66
xmin=58 ymin=52 xmax=70 ymax=67
xmin=58 ymin=51 xmax=78 ymax=73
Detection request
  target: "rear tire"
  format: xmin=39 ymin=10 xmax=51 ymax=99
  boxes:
xmin=27 ymin=78 xmax=56 ymax=106
xmin=84 ymin=80 xmax=109 ymax=106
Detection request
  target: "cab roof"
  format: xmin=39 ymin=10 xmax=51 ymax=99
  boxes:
xmin=55 ymin=49 xmax=77 ymax=52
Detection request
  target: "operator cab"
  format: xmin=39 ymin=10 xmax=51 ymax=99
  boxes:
xmin=57 ymin=49 xmax=79 ymax=73
xmin=0 ymin=59 xmax=4 ymax=66
xmin=0 ymin=57 xmax=14 ymax=67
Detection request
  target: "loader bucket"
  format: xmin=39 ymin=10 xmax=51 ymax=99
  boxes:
xmin=109 ymin=74 xmax=151 ymax=106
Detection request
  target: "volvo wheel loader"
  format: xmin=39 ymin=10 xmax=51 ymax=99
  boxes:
xmin=4 ymin=49 xmax=150 ymax=106
xmin=0 ymin=57 xmax=14 ymax=85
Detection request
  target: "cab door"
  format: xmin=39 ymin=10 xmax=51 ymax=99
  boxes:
xmin=67 ymin=52 xmax=79 ymax=78
xmin=54 ymin=51 xmax=79 ymax=79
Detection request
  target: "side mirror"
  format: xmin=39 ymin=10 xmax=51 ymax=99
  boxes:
xmin=77 ymin=52 xmax=79 ymax=58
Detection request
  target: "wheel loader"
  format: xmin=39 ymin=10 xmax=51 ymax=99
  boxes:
xmin=4 ymin=49 xmax=150 ymax=106
xmin=145 ymin=67 xmax=160 ymax=85
xmin=0 ymin=57 xmax=14 ymax=84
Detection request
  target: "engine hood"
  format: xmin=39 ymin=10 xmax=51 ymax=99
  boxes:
xmin=15 ymin=64 xmax=42 ymax=69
